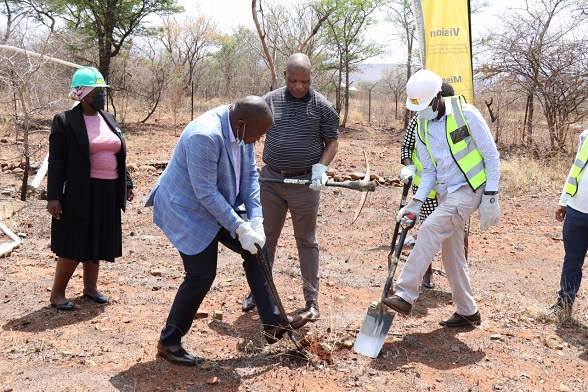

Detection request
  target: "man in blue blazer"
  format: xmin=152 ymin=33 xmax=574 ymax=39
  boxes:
xmin=145 ymin=96 xmax=310 ymax=366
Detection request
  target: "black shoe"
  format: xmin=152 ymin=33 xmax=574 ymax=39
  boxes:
xmin=50 ymin=300 xmax=75 ymax=311
xmin=83 ymin=293 xmax=108 ymax=304
xmin=548 ymin=299 xmax=572 ymax=317
xmin=439 ymin=311 xmax=481 ymax=327
xmin=264 ymin=314 xmax=310 ymax=344
xmin=156 ymin=342 xmax=197 ymax=366
xmin=242 ymin=292 xmax=256 ymax=312
xmin=303 ymin=301 xmax=320 ymax=322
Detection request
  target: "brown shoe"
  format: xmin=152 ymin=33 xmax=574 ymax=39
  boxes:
xmin=439 ymin=311 xmax=481 ymax=327
xmin=381 ymin=295 xmax=412 ymax=315
xmin=264 ymin=314 xmax=310 ymax=344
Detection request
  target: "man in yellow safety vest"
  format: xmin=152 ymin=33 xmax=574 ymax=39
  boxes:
xmin=383 ymin=69 xmax=501 ymax=328
xmin=549 ymin=128 xmax=588 ymax=317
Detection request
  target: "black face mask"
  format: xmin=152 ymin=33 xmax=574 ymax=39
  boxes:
xmin=89 ymin=93 xmax=105 ymax=111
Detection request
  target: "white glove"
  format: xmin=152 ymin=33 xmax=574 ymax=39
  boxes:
xmin=309 ymin=163 xmax=329 ymax=191
xmin=479 ymin=194 xmax=501 ymax=230
xmin=400 ymin=164 xmax=416 ymax=185
xmin=236 ymin=222 xmax=265 ymax=253
xmin=396 ymin=199 xmax=422 ymax=222
xmin=250 ymin=217 xmax=266 ymax=242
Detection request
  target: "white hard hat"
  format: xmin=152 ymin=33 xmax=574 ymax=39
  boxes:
xmin=405 ymin=70 xmax=442 ymax=111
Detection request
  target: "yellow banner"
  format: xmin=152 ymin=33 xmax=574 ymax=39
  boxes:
xmin=413 ymin=0 xmax=474 ymax=104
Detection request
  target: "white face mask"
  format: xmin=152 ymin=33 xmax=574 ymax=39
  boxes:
xmin=418 ymin=105 xmax=438 ymax=121
xmin=236 ymin=123 xmax=246 ymax=147
xmin=418 ymin=97 xmax=440 ymax=121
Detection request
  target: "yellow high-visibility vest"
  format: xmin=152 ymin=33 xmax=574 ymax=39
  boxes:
xmin=565 ymin=135 xmax=588 ymax=196
xmin=417 ymin=96 xmax=487 ymax=191
xmin=412 ymin=148 xmax=437 ymax=199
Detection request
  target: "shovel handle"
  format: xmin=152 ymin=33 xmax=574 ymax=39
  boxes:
xmin=254 ymin=244 xmax=289 ymax=323
xmin=381 ymin=216 xmax=416 ymax=299
xmin=387 ymin=178 xmax=412 ymax=268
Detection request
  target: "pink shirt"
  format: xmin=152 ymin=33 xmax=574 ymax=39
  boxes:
xmin=84 ymin=114 xmax=121 ymax=179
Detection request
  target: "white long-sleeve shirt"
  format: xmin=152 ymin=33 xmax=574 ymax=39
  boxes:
xmin=559 ymin=128 xmax=588 ymax=213
xmin=414 ymin=102 xmax=500 ymax=201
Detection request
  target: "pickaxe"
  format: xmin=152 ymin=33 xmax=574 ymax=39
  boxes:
xmin=258 ymin=151 xmax=377 ymax=223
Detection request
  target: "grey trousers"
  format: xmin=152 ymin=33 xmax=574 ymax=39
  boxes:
xmin=260 ymin=165 xmax=321 ymax=303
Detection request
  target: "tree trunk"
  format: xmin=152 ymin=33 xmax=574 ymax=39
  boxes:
xmin=252 ymin=0 xmax=277 ymax=91
xmin=341 ymin=60 xmax=350 ymax=128
xmin=17 ymin=87 xmax=30 ymax=201
xmin=525 ymin=94 xmax=534 ymax=147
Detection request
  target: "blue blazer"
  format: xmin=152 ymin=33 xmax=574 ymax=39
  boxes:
xmin=145 ymin=105 xmax=262 ymax=255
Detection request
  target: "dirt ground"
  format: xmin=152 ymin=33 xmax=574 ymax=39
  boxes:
xmin=1 ymin=122 xmax=587 ymax=392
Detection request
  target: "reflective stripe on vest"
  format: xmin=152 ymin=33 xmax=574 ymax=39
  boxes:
xmin=412 ymin=148 xmax=437 ymax=199
xmin=565 ymin=136 xmax=588 ymax=197
xmin=416 ymin=96 xmax=487 ymax=192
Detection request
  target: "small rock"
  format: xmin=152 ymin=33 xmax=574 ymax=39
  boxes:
xmin=490 ymin=334 xmax=503 ymax=341
xmin=138 ymin=165 xmax=157 ymax=171
xmin=149 ymin=269 xmax=162 ymax=277
xmin=213 ymin=310 xmax=223 ymax=320
xmin=338 ymin=339 xmax=354 ymax=349
xmin=206 ymin=376 xmax=219 ymax=385
xmin=558 ymin=384 xmax=571 ymax=392
xmin=200 ymin=362 xmax=212 ymax=371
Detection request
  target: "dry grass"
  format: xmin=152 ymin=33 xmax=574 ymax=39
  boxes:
xmin=0 ymin=116 xmax=13 ymax=137
xmin=500 ymin=154 xmax=570 ymax=198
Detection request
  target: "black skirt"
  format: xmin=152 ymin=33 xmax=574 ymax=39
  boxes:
xmin=51 ymin=178 xmax=122 ymax=263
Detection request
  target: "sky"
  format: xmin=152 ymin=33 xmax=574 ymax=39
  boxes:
xmin=176 ymin=0 xmax=517 ymax=64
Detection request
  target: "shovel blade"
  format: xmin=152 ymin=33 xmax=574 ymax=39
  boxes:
xmin=353 ymin=303 xmax=395 ymax=358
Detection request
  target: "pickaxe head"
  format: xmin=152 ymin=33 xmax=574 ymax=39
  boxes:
xmin=352 ymin=151 xmax=373 ymax=224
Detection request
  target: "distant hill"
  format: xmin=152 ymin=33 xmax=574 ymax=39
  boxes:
xmin=349 ymin=63 xmax=398 ymax=84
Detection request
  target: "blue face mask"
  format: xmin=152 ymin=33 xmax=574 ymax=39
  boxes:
xmin=236 ymin=123 xmax=246 ymax=147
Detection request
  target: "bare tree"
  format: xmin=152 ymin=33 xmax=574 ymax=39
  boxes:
xmin=159 ymin=16 xmax=217 ymax=119
xmin=384 ymin=0 xmax=416 ymax=128
xmin=0 ymin=36 xmax=61 ymax=200
xmin=252 ymin=0 xmax=330 ymax=91
xmin=311 ymin=0 xmax=389 ymax=127
xmin=479 ymin=0 xmax=588 ymax=151
xmin=380 ymin=66 xmax=406 ymax=119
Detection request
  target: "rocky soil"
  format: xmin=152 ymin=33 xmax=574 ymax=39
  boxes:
xmin=0 ymin=122 xmax=587 ymax=392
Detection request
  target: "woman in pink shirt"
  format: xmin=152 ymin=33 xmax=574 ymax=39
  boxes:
xmin=46 ymin=66 xmax=134 ymax=310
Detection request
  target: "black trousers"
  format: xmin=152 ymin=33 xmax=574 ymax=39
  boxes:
xmin=159 ymin=227 xmax=281 ymax=345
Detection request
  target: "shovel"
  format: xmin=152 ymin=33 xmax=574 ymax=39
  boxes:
xmin=353 ymin=214 xmax=416 ymax=358
xmin=254 ymin=244 xmax=306 ymax=352
xmin=387 ymin=178 xmax=413 ymax=269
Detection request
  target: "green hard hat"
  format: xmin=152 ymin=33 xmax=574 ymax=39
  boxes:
xmin=70 ymin=66 xmax=110 ymax=88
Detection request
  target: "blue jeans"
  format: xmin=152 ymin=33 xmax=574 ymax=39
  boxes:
xmin=558 ymin=206 xmax=588 ymax=306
